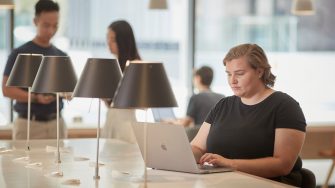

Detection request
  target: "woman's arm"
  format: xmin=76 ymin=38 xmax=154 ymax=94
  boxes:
xmin=200 ymin=128 xmax=305 ymax=178
xmin=190 ymin=122 xmax=210 ymax=162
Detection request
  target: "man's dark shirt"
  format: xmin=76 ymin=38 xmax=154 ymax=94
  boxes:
xmin=3 ymin=41 xmax=67 ymax=116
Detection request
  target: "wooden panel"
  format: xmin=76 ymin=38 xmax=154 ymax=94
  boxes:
xmin=0 ymin=128 xmax=97 ymax=139
xmin=67 ymin=128 xmax=97 ymax=138
xmin=0 ymin=129 xmax=12 ymax=140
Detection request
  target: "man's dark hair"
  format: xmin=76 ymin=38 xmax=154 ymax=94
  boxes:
xmin=35 ymin=0 xmax=59 ymax=16
xmin=195 ymin=66 xmax=214 ymax=86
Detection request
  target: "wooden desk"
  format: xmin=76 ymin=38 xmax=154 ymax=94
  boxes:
xmin=0 ymin=139 xmax=294 ymax=188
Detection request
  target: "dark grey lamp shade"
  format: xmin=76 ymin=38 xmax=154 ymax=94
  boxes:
xmin=112 ymin=62 xmax=177 ymax=108
xmin=72 ymin=58 xmax=122 ymax=98
xmin=6 ymin=54 xmax=43 ymax=88
xmin=32 ymin=56 xmax=77 ymax=93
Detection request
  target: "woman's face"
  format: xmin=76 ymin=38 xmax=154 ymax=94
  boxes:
xmin=107 ymin=29 xmax=118 ymax=56
xmin=225 ymin=57 xmax=263 ymax=99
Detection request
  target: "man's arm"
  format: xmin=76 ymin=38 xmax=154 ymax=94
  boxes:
xmin=2 ymin=76 xmax=30 ymax=102
xmin=2 ymin=76 xmax=55 ymax=104
xmin=177 ymin=116 xmax=194 ymax=127
xmin=162 ymin=116 xmax=194 ymax=127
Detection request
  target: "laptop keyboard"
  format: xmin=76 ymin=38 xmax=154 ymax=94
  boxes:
xmin=198 ymin=164 xmax=215 ymax=170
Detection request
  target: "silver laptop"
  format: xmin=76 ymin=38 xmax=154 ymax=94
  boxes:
xmin=151 ymin=108 xmax=176 ymax=122
xmin=132 ymin=122 xmax=232 ymax=174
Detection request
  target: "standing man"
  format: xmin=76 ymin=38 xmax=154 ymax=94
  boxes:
xmin=2 ymin=0 xmax=67 ymax=139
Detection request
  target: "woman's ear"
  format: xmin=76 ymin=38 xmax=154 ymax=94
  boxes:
xmin=257 ymin=68 xmax=264 ymax=78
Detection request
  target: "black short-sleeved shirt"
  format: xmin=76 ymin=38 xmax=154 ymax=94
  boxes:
xmin=205 ymin=91 xmax=306 ymax=171
xmin=3 ymin=41 xmax=67 ymax=116
xmin=186 ymin=91 xmax=224 ymax=126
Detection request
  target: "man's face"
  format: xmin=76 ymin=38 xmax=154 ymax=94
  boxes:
xmin=34 ymin=11 xmax=59 ymax=43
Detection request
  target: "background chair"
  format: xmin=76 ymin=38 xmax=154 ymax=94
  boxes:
xmin=319 ymin=150 xmax=335 ymax=188
xmin=300 ymin=168 xmax=316 ymax=188
xmin=300 ymin=126 xmax=335 ymax=188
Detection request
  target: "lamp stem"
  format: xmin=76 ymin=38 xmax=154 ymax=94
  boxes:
xmin=144 ymin=109 xmax=148 ymax=188
xmin=94 ymin=99 xmax=101 ymax=179
xmin=56 ymin=92 xmax=61 ymax=164
xmin=26 ymin=87 xmax=31 ymax=151
xmin=9 ymin=9 xmax=14 ymax=123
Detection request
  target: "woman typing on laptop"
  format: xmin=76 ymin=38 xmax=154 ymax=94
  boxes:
xmin=191 ymin=44 xmax=306 ymax=187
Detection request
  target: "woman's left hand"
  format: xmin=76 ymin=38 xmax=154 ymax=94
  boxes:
xmin=199 ymin=153 xmax=231 ymax=167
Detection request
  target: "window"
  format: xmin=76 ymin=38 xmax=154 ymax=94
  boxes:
xmin=1 ymin=0 xmax=189 ymax=126
xmin=195 ymin=0 xmax=335 ymax=124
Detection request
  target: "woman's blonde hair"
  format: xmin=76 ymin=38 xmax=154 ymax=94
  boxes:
xmin=223 ymin=43 xmax=276 ymax=87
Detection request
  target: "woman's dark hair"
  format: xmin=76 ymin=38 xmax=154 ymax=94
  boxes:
xmin=108 ymin=20 xmax=141 ymax=72
xmin=223 ymin=43 xmax=276 ymax=87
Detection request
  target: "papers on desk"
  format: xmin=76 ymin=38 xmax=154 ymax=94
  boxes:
xmin=45 ymin=145 xmax=71 ymax=153
xmin=12 ymin=156 xmax=29 ymax=163
xmin=25 ymin=162 xmax=43 ymax=169
xmin=62 ymin=179 xmax=81 ymax=185
xmin=73 ymin=156 xmax=89 ymax=161
xmin=0 ymin=146 xmax=13 ymax=154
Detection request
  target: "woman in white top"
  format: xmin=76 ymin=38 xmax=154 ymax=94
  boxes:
xmin=103 ymin=20 xmax=141 ymax=143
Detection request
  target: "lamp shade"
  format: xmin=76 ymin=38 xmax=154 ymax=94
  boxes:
xmin=6 ymin=54 xmax=43 ymax=88
xmin=32 ymin=56 xmax=77 ymax=93
xmin=72 ymin=58 xmax=122 ymax=98
xmin=291 ymin=0 xmax=315 ymax=16
xmin=112 ymin=62 xmax=177 ymax=108
xmin=0 ymin=0 xmax=14 ymax=9
xmin=149 ymin=0 xmax=168 ymax=9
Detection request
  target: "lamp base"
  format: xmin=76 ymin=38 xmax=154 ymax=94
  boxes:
xmin=45 ymin=163 xmax=63 ymax=177
xmin=48 ymin=171 xmax=64 ymax=177
xmin=113 ymin=169 xmax=151 ymax=183
xmin=0 ymin=147 xmax=13 ymax=154
xmin=25 ymin=162 xmax=43 ymax=169
xmin=12 ymin=156 xmax=30 ymax=164
xmin=62 ymin=179 xmax=81 ymax=185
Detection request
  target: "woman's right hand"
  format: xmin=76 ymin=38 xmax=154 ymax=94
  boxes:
xmin=200 ymin=153 xmax=232 ymax=168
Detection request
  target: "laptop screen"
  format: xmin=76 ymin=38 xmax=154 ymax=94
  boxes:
xmin=152 ymin=108 xmax=176 ymax=122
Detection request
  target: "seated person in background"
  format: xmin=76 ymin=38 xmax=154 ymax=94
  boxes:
xmin=191 ymin=44 xmax=306 ymax=187
xmin=167 ymin=66 xmax=224 ymax=127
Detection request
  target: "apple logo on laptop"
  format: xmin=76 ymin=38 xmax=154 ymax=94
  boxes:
xmin=160 ymin=143 xmax=167 ymax=151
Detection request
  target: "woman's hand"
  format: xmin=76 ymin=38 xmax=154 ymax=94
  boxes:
xmin=199 ymin=153 xmax=232 ymax=168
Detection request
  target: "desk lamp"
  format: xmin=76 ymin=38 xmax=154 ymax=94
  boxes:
xmin=6 ymin=54 xmax=42 ymax=152
xmin=32 ymin=56 xmax=77 ymax=176
xmin=112 ymin=61 xmax=177 ymax=186
xmin=72 ymin=58 xmax=122 ymax=179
